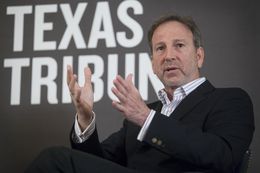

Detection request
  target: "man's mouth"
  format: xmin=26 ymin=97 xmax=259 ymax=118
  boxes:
xmin=165 ymin=67 xmax=178 ymax=72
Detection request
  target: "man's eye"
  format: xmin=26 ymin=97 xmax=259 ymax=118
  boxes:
xmin=176 ymin=43 xmax=184 ymax=48
xmin=156 ymin=46 xmax=164 ymax=51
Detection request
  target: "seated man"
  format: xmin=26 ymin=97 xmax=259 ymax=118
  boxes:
xmin=26 ymin=13 xmax=255 ymax=173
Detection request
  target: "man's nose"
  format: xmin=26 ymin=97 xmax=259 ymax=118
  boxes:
xmin=164 ymin=47 xmax=176 ymax=61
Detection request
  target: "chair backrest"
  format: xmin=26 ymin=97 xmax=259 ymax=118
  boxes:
xmin=235 ymin=150 xmax=251 ymax=173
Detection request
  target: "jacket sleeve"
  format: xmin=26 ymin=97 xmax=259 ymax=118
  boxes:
xmin=143 ymin=88 xmax=255 ymax=172
xmin=70 ymin=121 xmax=128 ymax=166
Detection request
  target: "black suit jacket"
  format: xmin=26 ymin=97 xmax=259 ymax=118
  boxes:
xmin=71 ymin=80 xmax=255 ymax=173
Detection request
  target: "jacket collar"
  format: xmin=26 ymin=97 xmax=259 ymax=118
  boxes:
xmin=154 ymin=80 xmax=215 ymax=120
xmin=172 ymin=80 xmax=215 ymax=120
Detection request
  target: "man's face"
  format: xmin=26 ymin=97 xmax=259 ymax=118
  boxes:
xmin=151 ymin=21 xmax=204 ymax=91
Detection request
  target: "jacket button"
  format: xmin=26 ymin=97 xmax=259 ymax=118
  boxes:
xmin=157 ymin=140 xmax=162 ymax=146
xmin=152 ymin=137 xmax=158 ymax=144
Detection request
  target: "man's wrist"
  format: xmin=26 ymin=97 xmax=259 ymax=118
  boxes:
xmin=137 ymin=110 xmax=156 ymax=141
xmin=74 ymin=112 xmax=96 ymax=143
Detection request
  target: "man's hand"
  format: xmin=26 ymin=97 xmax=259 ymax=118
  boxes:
xmin=67 ymin=65 xmax=94 ymax=130
xmin=111 ymin=74 xmax=151 ymax=127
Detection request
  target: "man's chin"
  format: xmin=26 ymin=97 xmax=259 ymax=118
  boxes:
xmin=164 ymin=79 xmax=184 ymax=88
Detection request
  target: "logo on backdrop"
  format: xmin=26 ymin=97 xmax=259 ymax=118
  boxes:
xmin=3 ymin=1 xmax=163 ymax=106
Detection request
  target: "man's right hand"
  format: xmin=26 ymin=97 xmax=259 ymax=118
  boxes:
xmin=67 ymin=65 xmax=94 ymax=131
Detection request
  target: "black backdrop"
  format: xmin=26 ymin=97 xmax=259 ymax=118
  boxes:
xmin=0 ymin=0 xmax=259 ymax=173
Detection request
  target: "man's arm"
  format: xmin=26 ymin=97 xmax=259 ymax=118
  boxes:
xmin=70 ymin=119 xmax=128 ymax=166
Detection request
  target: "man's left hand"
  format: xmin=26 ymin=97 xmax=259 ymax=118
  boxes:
xmin=111 ymin=74 xmax=151 ymax=127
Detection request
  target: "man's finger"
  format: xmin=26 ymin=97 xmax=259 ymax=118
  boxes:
xmin=112 ymin=100 xmax=125 ymax=113
xmin=69 ymin=74 xmax=78 ymax=93
xmin=67 ymin=65 xmax=73 ymax=85
xmin=126 ymin=73 xmax=134 ymax=86
xmin=126 ymin=73 xmax=133 ymax=81
xmin=116 ymin=75 xmax=130 ymax=90
xmin=113 ymin=78 xmax=128 ymax=97
xmin=111 ymin=87 xmax=127 ymax=103
xmin=84 ymin=67 xmax=92 ymax=87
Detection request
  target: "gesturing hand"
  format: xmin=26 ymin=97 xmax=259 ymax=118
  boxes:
xmin=111 ymin=74 xmax=151 ymax=127
xmin=67 ymin=65 xmax=94 ymax=130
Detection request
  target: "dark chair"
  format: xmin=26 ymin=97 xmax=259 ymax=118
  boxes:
xmin=235 ymin=150 xmax=251 ymax=173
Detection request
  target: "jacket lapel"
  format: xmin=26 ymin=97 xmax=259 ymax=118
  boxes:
xmin=171 ymin=80 xmax=215 ymax=120
xmin=126 ymin=81 xmax=214 ymax=142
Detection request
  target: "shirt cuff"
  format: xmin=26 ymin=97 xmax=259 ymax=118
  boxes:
xmin=137 ymin=110 xmax=156 ymax=141
xmin=73 ymin=112 xmax=96 ymax=143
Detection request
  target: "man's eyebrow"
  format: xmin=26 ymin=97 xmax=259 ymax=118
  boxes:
xmin=153 ymin=39 xmax=187 ymax=48
xmin=153 ymin=41 xmax=164 ymax=47
xmin=173 ymin=39 xmax=186 ymax=42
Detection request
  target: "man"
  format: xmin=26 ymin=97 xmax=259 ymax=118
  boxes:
xmin=26 ymin=14 xmax=254 ymax=173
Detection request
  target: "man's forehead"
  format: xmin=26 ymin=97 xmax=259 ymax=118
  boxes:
xmin=152 ymin=22 xmax=192 ymax=37
xmin=155 ymin=21 xmax=191 ymax=32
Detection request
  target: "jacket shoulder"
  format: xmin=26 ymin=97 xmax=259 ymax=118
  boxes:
xmin=214 ymin=87 xmax=251 ymax=99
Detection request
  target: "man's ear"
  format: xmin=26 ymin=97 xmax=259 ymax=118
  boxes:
xmin=196 ymin=47 xmax=205 ymax=68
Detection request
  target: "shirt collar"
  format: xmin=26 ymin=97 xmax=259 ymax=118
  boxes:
xmin=158 ymin=77 xmax=206 ymax=105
